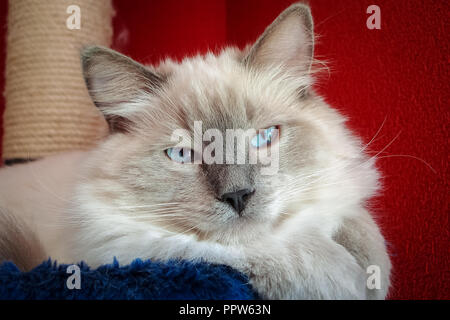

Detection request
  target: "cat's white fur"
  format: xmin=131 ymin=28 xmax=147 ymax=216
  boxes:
xmin=0 ymin=149 xmax=389 ymax=299
xmin=0 ymin=3 xmax=391 ymax=299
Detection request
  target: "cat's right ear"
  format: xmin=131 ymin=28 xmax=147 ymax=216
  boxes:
xmin=243 ymin=3 xmax=314 ymax=76
xmin=81 ymin=46 xmax=164 ymax=132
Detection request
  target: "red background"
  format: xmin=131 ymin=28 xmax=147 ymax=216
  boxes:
xmin=0 ymin=0 xmax=448 ymax=299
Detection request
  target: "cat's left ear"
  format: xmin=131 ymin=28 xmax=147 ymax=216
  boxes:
xmin=244 ymin=3 xmax=314 ymax=75
xmin=81 ymin=46 xmax=164 ymax=132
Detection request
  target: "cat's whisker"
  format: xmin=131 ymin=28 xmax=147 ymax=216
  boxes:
xmin=360 ymin=115 xmax=388 ymax=153
xmin=361 ymin=131 xmax=402 ymax=164
xmin=105 ymin=202 xmax=183 ymax=210
xmin=376 ymin=154 xmax=436 ymax=173
xmin=280 ymin=178 xmax=375 ymax=199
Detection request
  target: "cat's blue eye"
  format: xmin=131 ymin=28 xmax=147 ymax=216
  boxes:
xmin=251 ymin=126 xmax=280 ymax=148
xmin=165 ymin=147 xmax=193 ymax=163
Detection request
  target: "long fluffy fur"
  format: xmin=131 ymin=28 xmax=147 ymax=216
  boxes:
xmin=0 ymin=3 xmax=391 ymax=299
xmin=0 ymin=208 xmax=45 ymax=271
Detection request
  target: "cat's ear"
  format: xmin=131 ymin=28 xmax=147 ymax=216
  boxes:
xmin=244 ymin=3 xmax=314 ymax=75
xmin=81 ymin=46 xmax=163 ymax=132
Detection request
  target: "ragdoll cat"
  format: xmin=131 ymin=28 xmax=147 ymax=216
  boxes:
xmin=0 ymin=3 xmax=391 ymax=299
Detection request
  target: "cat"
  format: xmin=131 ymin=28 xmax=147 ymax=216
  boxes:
xmin=0 ymin=3 xmax=391 ymax=299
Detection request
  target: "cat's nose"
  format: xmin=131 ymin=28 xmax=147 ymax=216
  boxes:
xmin=220 ymin=188 xmax=254 ymax=215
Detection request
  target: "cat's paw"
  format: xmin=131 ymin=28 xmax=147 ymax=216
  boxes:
xmin=304 ymin=240 xmax=367 ymax=299
xmin=244 ymin=236 xmax=367 ymax=299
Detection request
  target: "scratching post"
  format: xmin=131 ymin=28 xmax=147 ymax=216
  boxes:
xmin=2 ymin=0 xmax=113 ymax=162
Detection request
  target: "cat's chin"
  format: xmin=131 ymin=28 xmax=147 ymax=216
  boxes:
xmin=191 ymin=214 xmax=275 ymax=246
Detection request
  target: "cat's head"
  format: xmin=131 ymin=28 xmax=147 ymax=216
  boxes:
xmin=80 ymin=3 xmax=378 ymax=243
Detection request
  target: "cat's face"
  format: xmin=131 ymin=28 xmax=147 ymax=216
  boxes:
xmin=80 ymin=4 xmax=377 ymax=244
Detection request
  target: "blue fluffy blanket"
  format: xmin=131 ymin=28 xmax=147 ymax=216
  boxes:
xmin=0 ymin=259 xmax=258 ymax=299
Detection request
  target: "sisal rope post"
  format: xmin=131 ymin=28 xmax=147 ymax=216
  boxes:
xmin=2 ymin=0 xmax=114 ymax=162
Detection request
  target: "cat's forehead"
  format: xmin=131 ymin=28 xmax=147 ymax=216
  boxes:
xmin=154 ymin=50 xmax=304 ymax=132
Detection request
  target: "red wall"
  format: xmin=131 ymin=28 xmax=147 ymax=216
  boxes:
xmin=0 ymin=0 xmax=448 ymax=299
